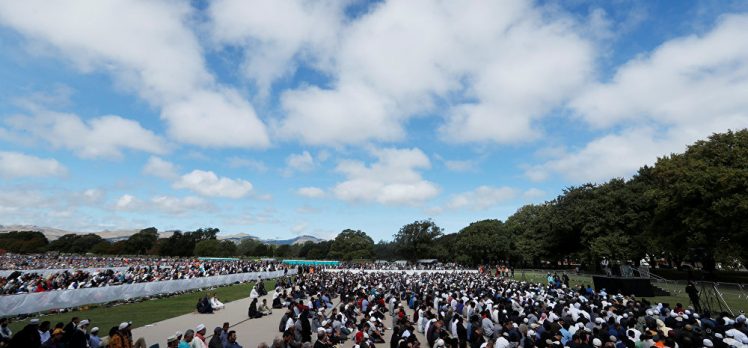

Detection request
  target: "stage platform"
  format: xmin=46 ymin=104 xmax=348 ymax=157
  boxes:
xmin=592 ymin=276 xmax=655 ymax=297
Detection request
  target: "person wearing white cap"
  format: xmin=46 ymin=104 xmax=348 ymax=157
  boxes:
xmin=192 ymin=324 xmax=208 ymax=348
xmin=70 ymin=319 xmax=90 ymax=348
xmin=167 ymin=335 xmax=179 ymax=348
xmin=89 ymin=326 xmax=101 ymax=348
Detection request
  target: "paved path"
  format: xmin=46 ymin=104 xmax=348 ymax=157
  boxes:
xmin=132 ymin=290 xmax=427 ymax=348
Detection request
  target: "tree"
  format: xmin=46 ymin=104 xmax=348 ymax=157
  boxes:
xmin=194 ymin=240 xmax=222 ymax=256
xmin=393 ymin=220 xmax=443 ymax=261
xmin=454 ymin=219 xmax=512 ymax=266
xmin=124 ymin=227 xmax=158 ymax=255
xmin=328 ymin=229 xmax=374 ymax=261
xmin=48 ymin=233 xmax=104 ymax=253
xmin=237 ymin=239 xmax=262 ymax=256
xmin=274 ymin=244 xmax=291 ymax=258
xmin=0 ymin=231 xmax=48 ymax=253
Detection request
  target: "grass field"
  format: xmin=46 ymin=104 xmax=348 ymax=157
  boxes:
xmin=6 ymin=279 xmax=277 ymax=335
xmin=518 ymin=270 xmax=748 ymax=313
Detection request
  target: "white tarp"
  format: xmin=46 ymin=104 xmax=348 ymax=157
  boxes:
xmin=0 ymin=269 xmax=295 ymax=316
xmin=0 ymin=267 xmax=129 ymax=277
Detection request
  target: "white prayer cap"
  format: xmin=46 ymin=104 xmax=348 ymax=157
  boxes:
xmin=196 ymin=324 xmax=206 ymax=332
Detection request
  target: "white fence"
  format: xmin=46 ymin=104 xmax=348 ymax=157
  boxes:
xmin=0 ymin=269 xmax=295 ymax=316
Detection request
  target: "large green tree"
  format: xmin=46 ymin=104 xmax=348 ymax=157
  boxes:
xmin=123 ymin=227 xmax=159 ymax=255
xmin=48 ymin=233 xmax=104 ymax=253
xmin=0 ymin=231 xmax=48 ymax=253
xmin=393 ymin=220 xmax=443 ymax=261
xmin=454 ymin=219 xmax=512 ymax=265
xmin=328 ymin=229 xmax=374 ymax=261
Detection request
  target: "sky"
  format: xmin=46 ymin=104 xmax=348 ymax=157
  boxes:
xmin=1 ymin=0 xmax=748 ymax=241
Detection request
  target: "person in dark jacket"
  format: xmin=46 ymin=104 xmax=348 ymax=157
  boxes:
xmin=208 ymin=327 xmax=223 ymax=348
xmin=69 ymin=319 xmax=90 ymax=348
xmin=248 ymin=298 xmax=263 ymax=318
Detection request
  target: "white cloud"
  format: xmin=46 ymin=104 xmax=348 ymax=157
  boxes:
xmin=115 ymin=194 xmax=138 ymax=211
xmin=444 ymin=159 xmax=476 ymax=172
xmin=446 ymin=186 xmax=517 ymax=211
xmin=0 ymin=0 xmax=269 ymax=148
xmin=528 ymin=128 xmax=688 ymax=184
xmin=173 ymin=170 xmax=253 ymax=198
xmin=227 ymin=157 xmax=268 ymax=172
xmin=285 ymin=151 xmax=315 ymax=173
xmin=277 ymin=0 xmax=594 ymax=145
xmin=0 ymin=151 xmax=66 ymax=178
xmin=6 ymin=111 xmax=168 ymax=159
xmin=150 ymin=195 xmax=212 ymax=215
xmin=79 ymin=189 xmax=105 ymax=204
xmin=522 ymin=188 xmax=546 ymax=200
xmin=290 ymin=222 xmax=308 ymax=235
xmin=536 ymin=14 xmax=748 ymax=183
xmin=208 ymin=0 xmax=346 ymax=95
xmin=297 ymin=187 xmax=325 ymax=198
xmin=333 ymin=147 xmax=439 ymax=205
xmin=142 ymin=156 xmax=179 ymax=180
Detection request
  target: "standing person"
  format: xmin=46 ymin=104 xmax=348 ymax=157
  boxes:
xmin=225 ymin=331 xmax=243 ymax=348
xmin=89 ymin=327 xmax=102 ymax=348
xmin=191 ymin=324 xmax=207 ymax=348
xmin=63 ymin=317 xmax=80 ymax=345
xmin=208 ymin=327 xmax=222 ymax=348
xmin=109 ymin=322 xmax=131 ymax=348
xmin=179 ymin=330 xmax=195 ymax=348
xmin=167 ymin=335 xmax=179 ymax=348
xmin=685 ymin=282 xmax=701 ymax=313
xmin=39 ymin=321 xmax=52 ymax=345
xmin=220 ymin=323 xmax=230 ymax=347
xmin=69 ymin=319 xmax=90 ymax=348
xmin=42 ymin=328 xmax=65 ymax=348
xmin=0 ymin=318 xmax=11 ymax=344
xmin=8 ymin=319 xmax=41 ymax=348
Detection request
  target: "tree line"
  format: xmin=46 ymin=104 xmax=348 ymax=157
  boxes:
xmin=1 ymin=130 xmax=745 ymax=270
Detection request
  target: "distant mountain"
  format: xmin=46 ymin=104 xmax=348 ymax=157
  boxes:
xmin=264 ymin=235 xmax=324 ymax=245
xmin=0 ymin=225 xmax=324 ymax=244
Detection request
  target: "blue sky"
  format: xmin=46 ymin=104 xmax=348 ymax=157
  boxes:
xmin=1 ymin=0 xmax=747 ymax=241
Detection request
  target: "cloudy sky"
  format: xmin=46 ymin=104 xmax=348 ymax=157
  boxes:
xmin=1 ymin=0 xmax=747 ymax=241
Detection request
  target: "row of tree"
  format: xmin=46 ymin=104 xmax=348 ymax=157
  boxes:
xmin=1 ymin=130 xmax=745 ymax=269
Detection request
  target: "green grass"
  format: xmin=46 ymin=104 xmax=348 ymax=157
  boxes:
xmin=6 ymin=279 xmax=277 ymax=335
xmin=517 ymin=270 xmax=748 ymax=313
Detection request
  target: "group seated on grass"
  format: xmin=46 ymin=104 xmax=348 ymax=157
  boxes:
xmin=0 ymin=256 xmax=283 ymax=295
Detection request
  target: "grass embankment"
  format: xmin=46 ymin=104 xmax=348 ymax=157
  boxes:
xmin=519 ymin=271 xmax=748 ymax=313
xmin=7 ymin=279 xmax=276 ymax=335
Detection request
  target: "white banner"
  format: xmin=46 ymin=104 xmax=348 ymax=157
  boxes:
xmin=0 ymin=269 xmax=296 ymax=316
xmin=0 ymin=267 xmax=129 ymax=277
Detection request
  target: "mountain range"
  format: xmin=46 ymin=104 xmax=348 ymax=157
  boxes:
xmin=0 ymin=225 xmax=324 ymax=245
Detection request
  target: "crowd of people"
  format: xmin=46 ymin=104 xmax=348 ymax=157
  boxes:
xmin=0 ymin=257 xmax=283 ymax=295
xmin=0 ymin=254 xmax=149 ymax=270
xmin=332 ymin=263 xmax=469 ymax=271
xmin=2 ymin=266 xmax=748 ymax=348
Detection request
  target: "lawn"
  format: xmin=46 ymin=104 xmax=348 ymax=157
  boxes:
xmin=6 ymin=279 xmax=278 ymax=335
xmin=517 ymin=270 xmax=748 ymax=313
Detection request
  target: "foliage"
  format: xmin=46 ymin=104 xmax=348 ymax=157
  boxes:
xmin=0 ymin=231 xmax=48 ymax=253
xmin=328 ymin=229 xmax=374 ymax=261
xmin=48 ymin=233 xmax=104 ymax=253
xmin=393 ymin=219 xmax=443 ymax=261
xmin=158 ymin=228 xmax=219 ymax=256
xmin=123 ymin=227 xmax=158 ymax=255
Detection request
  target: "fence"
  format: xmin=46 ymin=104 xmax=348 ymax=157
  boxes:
xmin=0 ymin=269 xmax=295 ymax=316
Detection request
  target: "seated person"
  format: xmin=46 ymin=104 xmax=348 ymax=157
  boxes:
xmin=210 ymin=293 xmax=225 ymax=310
xmin=259 ymin=298 xmax=273 ymax=315
xmin=197 ymin=295 xmax=214 ymax=314
xmin=248 ymin=298 xmax=263 ymax=318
